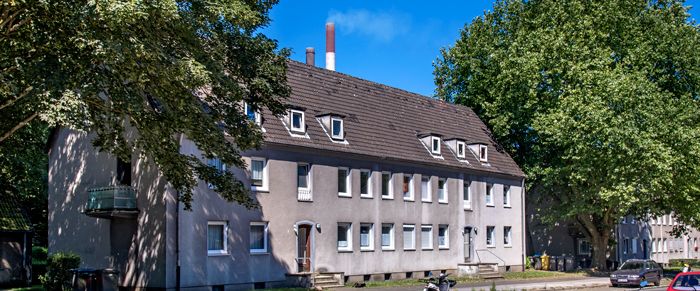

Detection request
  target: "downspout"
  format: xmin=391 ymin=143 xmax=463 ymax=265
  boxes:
xmin=521 ymin=178 xmax=526 ymax=271
xmin=176 ymin=133 xmax=183 ymax=291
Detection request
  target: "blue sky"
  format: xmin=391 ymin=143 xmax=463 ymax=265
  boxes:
xmin=262 ymin=1 xmax=699 ymax=97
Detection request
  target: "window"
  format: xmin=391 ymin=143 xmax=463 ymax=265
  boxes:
xmin=463 ymin=180 xmax=472 ymax=209
xmin=485 ymin=184 xmax=494 ymax=206
xmin=360 ymin=223 xmax=374 ymax=251
xmin=207 ymin=158 xmax=227 ymax=189
xmin=421 ymin=176 xmax=431 ymax=202
xmin=403 ymin=174 xmax=414 ymax=200
xmin=479 ymin=145 xmax=488 ymax=162
xmin=621 ymin=216 xmax=627 ymax=224
xmin=297 ymin=163 xmax=310 ymax=189
xmin=338 ymin=167 xmax=350 ymax=197
xmin=250 ymin=222 xmax=268 ymax=253
xmin=632 ymin=238 xmax=638 ymax=254
xmin=337 ymin=223 xmax=352 ymax=251
xmin=438 ymin=178 xmax=447 ymax=203
xmin=250 ymin=157 xmax=267 ymax=191
xmin=663 ymin=238 xmax=668 ymax=252
xmin=623 ymin=238 xmax=629 ymax=254
xmin=652 ymin=239 xmax=657 ymax=253
xmin=331 ymin=117 xmax=343 ymax=140
xmin=431 ymin=136 xmax=441 ymax=155
xmin=486 ymin=226 xmax=495 ymax=247
xmin=403 ymin=224 xmax=415 ymax=250
xmin=456 ymin=141 xmax=466 ymax=159
xmin=381 ymin=172 xmax=393 ymax=199
xmin=438 ymin=225 xmax=449 ymax=249
xmin=290 ymin=110 xmax=305 ymax=133
xmin=381 ymin=224 xmax=395 ymax=250
xmin=244 ymin=102 xmax=261 ymax=125
xmin=207 ymin=221 xmax=227 ymax=255
xmin=503 ymin=185 xmax=511 ymax=207
xmin=117 ymin=158 xmax=131 ymax=186
xmin=421 ymin=225 xmax=433 ymax=250
xmin=578 ymin=239 xmax=591 ymax=255
xmin=658 ymin=239 xmax=663 ymax=253
xmin=360 ymin=170 xmax=372 ymax=198
xmin=504 ymin=226 xmax=512 ymax=246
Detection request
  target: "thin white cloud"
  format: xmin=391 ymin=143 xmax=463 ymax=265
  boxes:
xmin=327 ymin=9 xmax=410 ymax=42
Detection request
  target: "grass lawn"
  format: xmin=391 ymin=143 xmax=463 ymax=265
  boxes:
xmin=502 ymin=270 xmax=586 ymax=280
xmin=5 ymin=285 xmax=44 ymax=291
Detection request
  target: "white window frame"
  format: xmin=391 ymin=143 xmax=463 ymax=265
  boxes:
xmin=456 ymin=141 xmax=466 ymax=159
xmin=663 ymin=238 xmax=668 ymax=252
xmin=485 ymin=183 xmax=494 ymax=206
xmin=431 ymin=136 xmax=441 ymax=155
xmin=381 ymin=171 xmax=393 ymax=199
xmin=463 ymin=180 xmax=472 ymax=210
xmin=337 ymin=167 xmax=351 ymax=197
xmin=421 ymin=176 xmax=432 ymax=202
xmin=438 ymin=225 xmax=449 ymax=249
xmin=421 ymin=225 xmax=433 ymax=250
xmin=403 ymin=174 xmax=414 ymax=201
xmin=244 ymin=102 xmax=261 ymax=125
xmin=486 ymin=226 xmax=495 ymax=247
xmin=337 ymin=222 xmax=353 ymax=251
xmin=578 ymin=239 xmax=591 ymax=255
xmin=250 ymin=157 xmax=268 ymax=192
xmin=503 ymin=185 xmax=511 ymax=207
xmin=207 ymin=221 xmax=228 ymax=256
xmin=360 ymin=223 xmax=375 ymax=251
xmin=479 ymin=145 xmax=488 ymax=162
xmin=297 ymin=163 xmax=310 ymax=190
xmin=632 ymin=238 xmax=638 ymax=254
xmin=360 ymin=169 xmax=372 ymax=198
xmin=504 ymin=226 xmax=512 ymax=247
xmin=438 ymin=178 xmax=448 ymax=203
xmin=403 ymin=224 xmax=416 ymax=250
xmin=652 ymin=239 xmax=657 ymax=253
xmin=381 ymin=223 xmax=395 ymax=251
xmin=249 ymin=222 xmax=269 ymax=254
xmin=331 ymin=117 xmax=344 ymax=140
xmin=290 ymin=109 xmax=305 ymax=133
xmin=207 ymin=157 xmax=227 ymax=189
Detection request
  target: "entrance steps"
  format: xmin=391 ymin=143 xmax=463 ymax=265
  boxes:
xmin=312 ymin=272 xmax=344 ymax=288
xmin=477 ymin=263 xmax=504 ymax=279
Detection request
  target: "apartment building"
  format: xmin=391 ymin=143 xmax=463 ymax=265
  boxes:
xmin=48 ymin=27 xmax=525 ymax=291
xmin=648 ymin=214 xmax=700 ymax=264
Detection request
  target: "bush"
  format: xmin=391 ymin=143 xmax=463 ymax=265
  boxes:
xmin=669 ymin=259 xmax=700 ymax=268
xmin=39 ymin=252 xmax=80 ymax=291
xmin=32 ymin=246 xmax=48 ymax=264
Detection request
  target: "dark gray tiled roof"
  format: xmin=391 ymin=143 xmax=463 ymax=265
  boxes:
xmin=261 ymin=61 xmax=525 ymax=178
xmin=0 ymin=196 xmax=31 ymax=232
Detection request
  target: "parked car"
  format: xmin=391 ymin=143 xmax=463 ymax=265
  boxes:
xmin=610 ymin=259 xmax=663 ymax=287
xmin=667 ymin=271 xmax=700 ymax=291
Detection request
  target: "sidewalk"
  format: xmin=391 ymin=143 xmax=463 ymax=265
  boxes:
xmin=335 ymin=276 xmax=611 ymax=291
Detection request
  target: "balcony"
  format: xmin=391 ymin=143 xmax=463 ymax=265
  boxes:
xmin=85 ymin=186 xmax=139 ymax=219
xmin=297 ymin=188 xmax=312 ymax=202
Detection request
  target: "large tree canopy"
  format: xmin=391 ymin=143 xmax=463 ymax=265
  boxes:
xmin=435 ymin=0 xmax=700 ymax=269
xmin=1 ymin=0 xmax=290 ymax=210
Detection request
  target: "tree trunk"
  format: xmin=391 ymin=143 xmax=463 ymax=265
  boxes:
xmin=577 ymin=214 xmax=613 ymax=271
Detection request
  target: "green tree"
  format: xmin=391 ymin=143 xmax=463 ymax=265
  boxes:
xmin=1 ymin=0 xmax=290 ymax=210
xmin=435 ymin=0 xmax=700 ymax=269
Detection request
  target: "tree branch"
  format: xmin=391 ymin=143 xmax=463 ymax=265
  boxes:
xmin=0 ymin=111 xmax=38 ymax=143
xmin=0 ymin=86 xmax=33 ymax=111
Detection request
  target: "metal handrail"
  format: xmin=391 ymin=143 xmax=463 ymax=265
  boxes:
xmin=475 ymin=248 xmax=506 ymax=266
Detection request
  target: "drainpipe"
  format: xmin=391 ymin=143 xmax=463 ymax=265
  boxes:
xmin=176 ymin=134 xmax=183 ymax=291
xmin=520 ymin=178 xmax=526 ymax=271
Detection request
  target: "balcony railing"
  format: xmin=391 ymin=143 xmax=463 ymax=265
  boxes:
xmin=297 ymin=188 xmax=312 ymax=202
xmin=85 ymin=186 xmax=138 ymax=219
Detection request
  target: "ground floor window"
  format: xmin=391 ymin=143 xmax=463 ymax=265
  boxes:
xmin=438 ymin=225 xmax=449 ymax=249
xmin=578 ymin=239 xmax=591 ymax=255
xmin=208 ymin=221 xmax=227 ymax=255
xmin=421 ymin=225 xmax=433 ymax=250
xmin=503 ymin=226 xmax=512 ymax=246
xmin=486 ymin=226 xmax=495 ymax=247
xmin=338 ymin=223 xmax=352 ymax=251
xmin=250 ymin=222 xmax=268 ymax=253
xmin=360 ymin=223 xmax=375 ymax=251
xmin=382 ymin=223 xmax=395 ymax=250
xmin=403 ymin=224 xmax=416 ymax=250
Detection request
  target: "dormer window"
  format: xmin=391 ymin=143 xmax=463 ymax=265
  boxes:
xmin=479 ymin=145 xmax=488 ymax=162
xmin=331 ymin=117 xmax=343 ymax=140
xmin=457 ymin=141 xmax=466 ymax=159
xmin=290 ymin=110 xmax=305 ymax=133
xmin=244 ymin=102 xmax=261 ymax=125
xmin=431 ymin=136 xmax=441 ymax=155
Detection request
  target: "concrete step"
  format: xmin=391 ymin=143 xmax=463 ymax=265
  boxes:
xmin=315 ymin=278 xmax=340 ymax=284
xmin=479 ymin=273 xmax=504 ymax=279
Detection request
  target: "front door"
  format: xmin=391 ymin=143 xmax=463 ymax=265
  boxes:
xmin=463 ymin=227 xmax=473 ymax=262
xmin=297 ymin=224 xmax=312 ymax=272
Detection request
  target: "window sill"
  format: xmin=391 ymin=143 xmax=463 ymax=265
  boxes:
xmin=250 ymin=251 xmax=270 ymax=255
xmin=504 ymin=205 xmax=512 ymax=208
xmin=381 ymin=248 xmax=395 ymax=251
xmin=338 ymin=193 xmax=352 ymax=198
xmin=439 ymin=247 xmax=449 ymax=250
xmin=337 ymin=249 xmax=353 ymax=253
xmin=422 ymin=248 xmax=434 ymax=251
xmin=252 ymin=187 xmax=269 ymax=193
xmin=486 ymin=245 xmax=496 ymax=248
xmin=504 ymin=245 xmax=513 ymax=248
xmin=421 ymin=200 xmax=432 ymax=203
xmin=404 ymin=248 xmax=416 ymax=251
xmin=382 ymin=196 xmax=394 ymax=200
xmin=438 ymin=201 xmax=448 ymax=204
xmin=403 ymin=198 xmax=415 ymax=202
xmin=360 ymin=195 xmax=373 ymax=199
xmin=207 ymin=252 xmax=229 ymax=257
xmin=360 ymin=248 xmax=375 ymax=252
xmin=486 ymin=204 xmax=495 ymax=207
xmin=464 ymin=207 xmax=473 ymax=211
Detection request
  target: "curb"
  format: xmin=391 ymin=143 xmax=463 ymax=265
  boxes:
xmin=513 ymin=283 xmax=609 ymax=290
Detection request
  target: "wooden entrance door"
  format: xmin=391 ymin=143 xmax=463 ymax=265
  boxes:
xmin=297 ymin=224 xmax=312 ymax=272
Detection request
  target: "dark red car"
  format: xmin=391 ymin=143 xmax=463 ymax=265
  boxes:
xmin=667 ymin=271 xmax=700 ymax=291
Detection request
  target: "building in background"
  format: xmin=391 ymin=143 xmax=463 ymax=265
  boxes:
xmin=0 ymin=198 xmax=32 ymax=287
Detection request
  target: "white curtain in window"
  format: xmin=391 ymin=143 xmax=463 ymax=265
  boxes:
xmin=403 ymin=227 xmax=414 ymax=248
xmin=208 ymin=224 xmax=223 ymax=250
xmin=337 ymin=225 xmax=348 ymax=247
xmin=250 ymin=224 xmax=265 ymax=250
xmin=252 ymin=160 xmax=264 ymax=181
xmin=421 ymin=227 xmax=432 ymax=248
xmin=382 ymin=226 xmax=391 ymax=246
